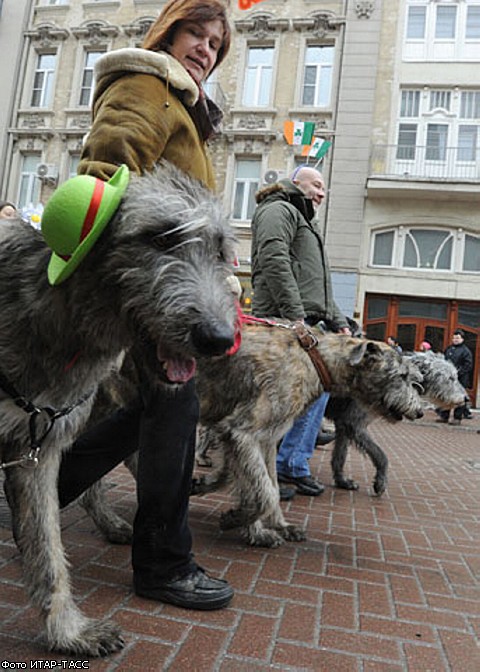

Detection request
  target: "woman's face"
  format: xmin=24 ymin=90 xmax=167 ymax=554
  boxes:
xmin=169 ymin=19 xmax=224 ymax=84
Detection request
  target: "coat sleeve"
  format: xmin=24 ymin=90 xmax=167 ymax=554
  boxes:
xmin=254 ymin=202 xmax=306 ymax=320
xmin=78 ymin=75 xmax=174 ymax=179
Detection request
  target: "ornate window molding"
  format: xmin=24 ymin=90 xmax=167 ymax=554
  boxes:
xmin=123 ymin=16 xmax=155 ymax=39
xmin=292 ymin=12 xmax=344 ymax=37
xmin=71 ymin=21 xmax=120 ymax=44
xmin=235 ymin=13 xmax=289 ymax=38
xmin=25 ymin=23 xmax=69 ymax=47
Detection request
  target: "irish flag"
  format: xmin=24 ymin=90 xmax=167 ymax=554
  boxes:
xmin=238 ymin=0 xmax=267 ymax=9
xmin=283 ymin=121 xmax=315 ymax=146
xmin=301 ymin=137 xmax=332 ymax=160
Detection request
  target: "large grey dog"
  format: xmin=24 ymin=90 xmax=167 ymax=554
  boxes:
xmin=327 ymin=351 xmax=466 ymax=496
xmin=82 ymin=324 xmax=425 ymax=549
xmin=0 ymin=164 xmax=237 ymax=656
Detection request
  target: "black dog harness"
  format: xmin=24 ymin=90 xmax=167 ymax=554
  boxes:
xmin=0 ymin=369 xmax=92 ymax=470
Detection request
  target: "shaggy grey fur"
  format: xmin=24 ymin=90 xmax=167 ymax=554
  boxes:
xmin=82 ymin=325 xmax=425 ymax=549
xmin=329 ymin=351 xmax=466 ymax=495
xmin=0 ymin=163 xmax=237 ymax=656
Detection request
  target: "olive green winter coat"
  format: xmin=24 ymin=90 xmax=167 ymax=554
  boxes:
xmin=78 ymin=48 xmax=216 ymax=189
xmin=251 ymin=180 xmax=348 ymax=329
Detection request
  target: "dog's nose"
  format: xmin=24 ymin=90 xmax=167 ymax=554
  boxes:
xmin=192 ymin=322 xmax=234 ymax=356
xmin=416 ymin=409 xmax=424 ymax=419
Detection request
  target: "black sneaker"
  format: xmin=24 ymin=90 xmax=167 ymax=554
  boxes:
xmin=134 ymin=568 xmax=233 ymax=610
xmin=278 ymin=473 xmax=325 ymax=496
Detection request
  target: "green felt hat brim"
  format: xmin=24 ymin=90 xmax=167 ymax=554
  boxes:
xmin=47 ymin=165 xmax=129 ymax=285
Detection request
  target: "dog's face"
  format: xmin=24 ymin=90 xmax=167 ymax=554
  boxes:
xmin=408 ymin=352 xmax=466 ymax=409
xmin=347 ymin=340 xmax=424 ymax=421
xmin=100 ymin=163 xmax=238 ymax=385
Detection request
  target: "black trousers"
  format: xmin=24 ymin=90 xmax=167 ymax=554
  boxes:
xmin=58 ymin=375 xmax=199 ymax=584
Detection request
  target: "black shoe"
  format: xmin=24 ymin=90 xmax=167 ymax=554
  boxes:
xmin=279 ymin=484 xmax=296 ymax=501
xmin=134 ymin=568 xmax=233 ymax=610
xmin=464 ymin=413 xmax=473 ymax=419
xmin=316 ymin=431 xmax=336 ymax=447
xmin=278 ymin=473 xmax=325 ymax=496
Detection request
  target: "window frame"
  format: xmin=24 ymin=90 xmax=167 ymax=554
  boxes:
xmin=231 ymin=158 xmax=261 ymax=222
xmin=30 ymin=51 xmax=57 ymax=108
xmin=242 ymin=45 xmax=274 ymax=108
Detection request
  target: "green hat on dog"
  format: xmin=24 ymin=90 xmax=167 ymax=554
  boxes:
xmin=42 ymin=165 xmax=129 ymax=285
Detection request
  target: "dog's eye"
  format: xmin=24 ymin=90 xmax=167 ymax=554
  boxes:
xmin=152 ymin=232 xmax=181 ymax=252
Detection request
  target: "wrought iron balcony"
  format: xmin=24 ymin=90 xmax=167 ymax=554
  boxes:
xmin=370 ymin=144 xmax=480 ymax=182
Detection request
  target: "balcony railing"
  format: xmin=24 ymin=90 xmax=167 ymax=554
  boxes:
xmin=370 ymin=144 xmax=480 ymax=182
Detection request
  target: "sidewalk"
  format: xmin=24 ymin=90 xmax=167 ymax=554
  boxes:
xmin=1 ymin=410 xmax=479 ymax=671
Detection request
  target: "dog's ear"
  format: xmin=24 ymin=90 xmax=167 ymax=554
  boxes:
xmin=348 ymin=340 xmax=382 ymax=366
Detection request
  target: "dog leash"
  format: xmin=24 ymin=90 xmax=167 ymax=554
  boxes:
xmin=0 ymin=368 xmax=93 ymax=470
xmin=226 ymin=306 xmax=332 ymax=391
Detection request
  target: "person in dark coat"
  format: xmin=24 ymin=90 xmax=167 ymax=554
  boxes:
xmin=436 ymin=329 xmax=473 ymax=425
xmin=250 ymin=166 xmax=351 ymax=498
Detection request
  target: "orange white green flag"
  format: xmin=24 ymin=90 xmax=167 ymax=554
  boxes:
xmin=238 ymin=0 xmax=267 ymax=9
xmin=301 ymin=137 xmax=332 ymax=160
xmin=283 ymin=120 xmax=315 ymax=146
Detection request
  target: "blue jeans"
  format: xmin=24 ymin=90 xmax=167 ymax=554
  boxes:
xmin=277 ymin=392 xmax=330 ymax=478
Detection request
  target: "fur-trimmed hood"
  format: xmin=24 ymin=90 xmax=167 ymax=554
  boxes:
xmin=255 ymin=179 xmax=314 ymax=223
xmin=94 ymin=48 xmax=199 ymax=107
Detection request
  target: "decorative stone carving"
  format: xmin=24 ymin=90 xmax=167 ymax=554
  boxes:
xmin=237 ymin=115 xmax=267 ymax=130
xmin=292 ymin=12 xmax=343 ymax=37
xmin=71 ymin=21 xmax=120 ymax=45
xmin=235 ymin=13 xmax=289 ymax=38
xmin=355 ymin=1 xmax=375 ymax=19
xmin=123 ymin=17 xmax=155 ymax=38
xmin=70 ymin=116 xmax=91 ymax=129
xmin=26 ymin=23 xmax=69 ymax=47
xmin=21 ymin=115 xmax=46 ymax=129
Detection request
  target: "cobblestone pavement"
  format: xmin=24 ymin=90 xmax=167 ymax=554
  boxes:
xmin=0 ymin=410 xmax=479 ymax=671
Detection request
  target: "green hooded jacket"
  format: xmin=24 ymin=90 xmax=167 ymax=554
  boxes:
xmin=251 ymin=180 xmax=348 ymax=329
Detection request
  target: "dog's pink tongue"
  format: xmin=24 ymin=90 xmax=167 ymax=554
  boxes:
xmin=165 ymin=357 xmax=197 ymax=383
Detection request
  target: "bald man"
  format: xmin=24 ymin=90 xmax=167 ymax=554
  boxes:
xmin=251 ymin=165 xmax=350 ymax=498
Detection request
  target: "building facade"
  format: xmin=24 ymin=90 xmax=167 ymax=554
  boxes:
xmin=1 ymin=0 xmax=478 ymax=402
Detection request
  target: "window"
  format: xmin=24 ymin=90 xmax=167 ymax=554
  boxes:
xmin=397 ymin=123 xmax=417 ymax=160
xmin=69 ymin=155 xmax=80 ymax=179
xmin=429 ymin=90 xmax=451 ymax=112
xmin=372 ymin=231 xmax=394 ymax=266
xmin=79 ymin=51 xmax=103 ymax=107
xmin=17 ymin=155 xmax=41 ymax=209
xmin=400 ymin=90 xmax=420 ymax=117
xmin=425 ymin=124 xmax=448 ymax=160
xmin=404 ymin=1 xmax=480 ymax=60
xmin=435 ymin=5 xmax=457 ymax=39
xmin=302 ymin=45 xmax=334 ymax=107
xmin=460 ymin=90 xmax=480 ymax=118
xmin=466 ymin=5 xmax=480 ymax=38
xmin=403 ymin=229 xmax=452 ymax=269
xmin=458 ymin=125 xmax=478 ymax=161
xmin=31 ymin=53 xmax=56 ymax=108
xmin=242 ymin=47 xmax=273 ymax=107
xmin=232 ymin=159 xmax=261 ymax=220
xmin=463 ymin=234 xmax=480 ymax=271
xmin=371 ymin=227 xmax=479 ymax=274
xmin=406 ymin=5 xmax=426 ymax=38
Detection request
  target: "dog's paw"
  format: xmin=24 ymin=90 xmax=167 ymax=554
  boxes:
xmin=334 ymin=477 xmax=359 ymax=491
xmin=245 ymin=529 xmax=284 ymax=548
xmin=372 ymin=477 xmax=387 ymax=496
xmin=52 ymin=618 xmax=124 ymax=657
xmin=279 ymin=524 xmax=307 ymax=542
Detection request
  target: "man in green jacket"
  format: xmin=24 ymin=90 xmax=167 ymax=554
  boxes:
xmin=251 ymin=166 xmax=350 ymax=496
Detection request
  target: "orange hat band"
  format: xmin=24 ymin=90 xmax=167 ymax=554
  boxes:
xmin=59 ymin=179 xmax=105 ymax=262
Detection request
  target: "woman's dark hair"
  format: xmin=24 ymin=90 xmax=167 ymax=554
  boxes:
xmin=142 ymin=0 xmax=231 ymax=72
